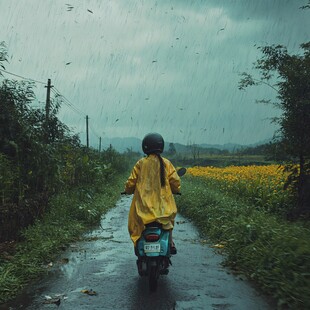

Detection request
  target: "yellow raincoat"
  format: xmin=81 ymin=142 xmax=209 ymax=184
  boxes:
xmin=125 ymin=154 xmax=181 ymax=246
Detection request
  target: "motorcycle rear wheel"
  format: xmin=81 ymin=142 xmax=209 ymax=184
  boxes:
xmin=149 ymin=266 xmax=158 ymax=292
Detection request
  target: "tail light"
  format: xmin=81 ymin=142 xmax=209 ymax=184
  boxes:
xmin=145 ymin=234 xmax=160 ymax=242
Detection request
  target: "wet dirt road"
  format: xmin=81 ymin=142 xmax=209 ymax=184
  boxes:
xmin=2 ymin=196 xmax=274 ymax=310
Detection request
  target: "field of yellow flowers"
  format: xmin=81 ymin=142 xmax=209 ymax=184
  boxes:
xmin=187 ymin=165 xmax=292 ymax=213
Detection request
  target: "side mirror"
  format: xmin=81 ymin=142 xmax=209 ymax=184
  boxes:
xmin=177 ymin=167 xmax=187 ymax=177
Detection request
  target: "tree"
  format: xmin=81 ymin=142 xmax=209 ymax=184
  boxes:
xmin=0 ymin=41 xmax=7 ymax=72
xmin=168 ymin=142 xmax=177 ymax=156
xmin=239 ymin=42 xmax=310 ymax=216
xmin=189 ymin=143 xmax=200 ymax=161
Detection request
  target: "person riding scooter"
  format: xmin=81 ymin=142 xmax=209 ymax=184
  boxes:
xmin=124 ymin=133 xmax=181 ymax=255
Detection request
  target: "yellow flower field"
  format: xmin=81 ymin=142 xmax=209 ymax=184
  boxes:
xmin=187 ymin=165 xmax=292 ymax=211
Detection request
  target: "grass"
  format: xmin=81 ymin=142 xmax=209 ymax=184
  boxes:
xmin=176 ymin=176 xmax=310 ymax=309
xmin=0 ymin=174 xmax=125 ymax=304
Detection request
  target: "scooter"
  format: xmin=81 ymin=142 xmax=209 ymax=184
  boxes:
xmin=135 ymin=221 xmax=172 ymax=291
xmin=134 ymin=167 xmax=186 ymax=291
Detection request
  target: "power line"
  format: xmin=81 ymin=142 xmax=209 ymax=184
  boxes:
xmin=51 ymin=88 xmax=102 ymax=145
xmin=89 ymin=122 xmax=101 ymax=139
xmin=0 ymin=68 xmax=102 ymax=143
xmin=51 ymin=88 xmax=103 ymax=148
xmin=0 ymin=68 xmax=87 ymax=117
xmin=52 ymin=86 xmax=86 ymax=117
xmin=51 ymin=87 xmax=86 ymax=116
xmin=0 ymin=68 xmax=46 ymax=84
xmin=53 ymin=88 xmax=85 ymax=116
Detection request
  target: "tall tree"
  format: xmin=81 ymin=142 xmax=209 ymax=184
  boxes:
xmin=168 ymin=142 xmax=177 ymax=156
xmin=239 ymin=43 xmax=310 ymax=216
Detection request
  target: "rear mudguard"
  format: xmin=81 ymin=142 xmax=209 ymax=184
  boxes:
xmin=137 ymin=228 xmax=170 ymax=257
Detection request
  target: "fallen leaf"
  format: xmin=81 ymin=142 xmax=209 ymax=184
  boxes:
xmin=212 ymin=244 xmax=225 ymax=249
xmin=81 ymin=289 xmax=97 ymax=296
xmin=43 ymin=298 xmax=61 ymax=305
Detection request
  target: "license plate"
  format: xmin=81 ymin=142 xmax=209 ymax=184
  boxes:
xmin=144 ymin=243 xmax=161 ymax=253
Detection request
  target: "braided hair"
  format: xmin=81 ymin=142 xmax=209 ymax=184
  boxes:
xmin=155 ymin=153 xmax=166 ymax=187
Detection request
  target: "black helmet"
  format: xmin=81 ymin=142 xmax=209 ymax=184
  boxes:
xmin=142 ymin=133 xmax=164 ymax=154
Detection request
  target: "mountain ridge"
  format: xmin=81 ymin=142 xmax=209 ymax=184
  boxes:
xmin=101 ymin=137 xmax=272 ymax=153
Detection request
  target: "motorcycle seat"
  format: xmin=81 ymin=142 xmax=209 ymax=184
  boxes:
xmin=145 ymin=222 xmax=162 ymax=228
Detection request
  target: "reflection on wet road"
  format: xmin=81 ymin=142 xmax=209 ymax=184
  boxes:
xmin=2 ymin=196 xmax=273 ymax=310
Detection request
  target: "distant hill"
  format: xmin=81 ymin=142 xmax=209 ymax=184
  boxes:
xmin=199 ymin=139 xmax=272 ymax=152
xmin=102 ymin=137 xmax=142 ymax=153
xmin=195 ymin=143 xmax=242 ymax=152
xmin=101 ymin=137 xmax=272 ymax=154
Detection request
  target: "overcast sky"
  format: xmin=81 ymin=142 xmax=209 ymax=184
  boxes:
xmin=0 ymin=0 xmax=309 ymax=147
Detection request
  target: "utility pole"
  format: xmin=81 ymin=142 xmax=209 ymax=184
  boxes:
xmin=86 ymin=115 xmax=89 ymax=148
xmin=45 ymin=79 xmax=53 ymax=143
xmin=99 ymin=136 xmax=102 ymax=153
xmin=43 ymin=79 xmax=53 ymax=192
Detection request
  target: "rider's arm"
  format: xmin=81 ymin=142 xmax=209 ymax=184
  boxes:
xmin=167 ymin=162 xmax=181 ymax=194
xmin=125 ymin=160 xmax=141 ymax=194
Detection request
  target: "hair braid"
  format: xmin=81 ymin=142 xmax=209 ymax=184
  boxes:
xmin=156 ymin=154 xmax=166 ymax=187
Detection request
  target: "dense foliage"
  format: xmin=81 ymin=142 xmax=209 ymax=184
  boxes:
xmin=0 ymin=43 xmax=129 ymax=241
xmin=239 ymin=42 xmax=310 ymax=216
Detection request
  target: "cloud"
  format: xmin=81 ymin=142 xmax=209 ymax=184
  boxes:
xmin=0 ymin=0 xmax=308 ymax=146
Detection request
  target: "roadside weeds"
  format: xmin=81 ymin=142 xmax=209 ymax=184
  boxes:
xmin=177 ymin=176 xmax=310 ymax=309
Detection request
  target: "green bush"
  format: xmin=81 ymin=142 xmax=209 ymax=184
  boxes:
xmin=0 ymin=154 xmax=17 ymax=204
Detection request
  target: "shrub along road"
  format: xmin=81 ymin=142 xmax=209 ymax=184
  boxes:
xmin=1 ymin=196 xmax=274 ymax=310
